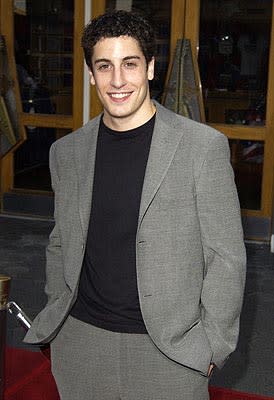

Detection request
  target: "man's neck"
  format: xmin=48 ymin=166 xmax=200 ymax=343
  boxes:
xmin=103 ymin=100 xmax=156 ymax=132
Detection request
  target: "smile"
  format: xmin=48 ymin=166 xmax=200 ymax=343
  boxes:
xmin=108 ymin=92 xmax=132 ymax=99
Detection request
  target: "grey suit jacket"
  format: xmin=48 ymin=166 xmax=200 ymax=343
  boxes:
xmin=24 ymin=102 xmax=246 ymax=376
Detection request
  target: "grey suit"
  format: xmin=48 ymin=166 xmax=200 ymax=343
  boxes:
xmin=24 ymin=102 xmax=246 ymax=376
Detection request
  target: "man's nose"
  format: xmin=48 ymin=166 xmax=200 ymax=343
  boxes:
xmin=110 ymin=67 xmax=126 ymax=88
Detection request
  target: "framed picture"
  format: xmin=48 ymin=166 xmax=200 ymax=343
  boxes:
xmin=0 ymin=34 xmax=25 ymax=158
xmin=0 ymin=96 xmax=17 ymax=157
xmin=162 ymin=38 xmax=206 ymax=123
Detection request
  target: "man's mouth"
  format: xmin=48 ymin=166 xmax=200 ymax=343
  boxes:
xmin=108 ymin=92 xmax=132 ymax=100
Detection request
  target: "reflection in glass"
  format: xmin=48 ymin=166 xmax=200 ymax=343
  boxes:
xmin=106 ymin=0 xmax=171 ymax=100
xmin=230 ymin=139 xmax=263 ymax=210
xmin=14 ymin=128 xmax=71 ymax=191
xmin=14 ymin=0 xmax=74 ymax=116
xmin=199 ymin=0 xmax=272 ymax=124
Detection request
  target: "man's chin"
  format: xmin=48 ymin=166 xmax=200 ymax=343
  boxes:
xmin=105 ymin=106 xmax=134 ymax=120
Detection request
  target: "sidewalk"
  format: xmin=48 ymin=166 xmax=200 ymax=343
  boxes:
xmin=1 ymin=214 xmax=274 ymax=397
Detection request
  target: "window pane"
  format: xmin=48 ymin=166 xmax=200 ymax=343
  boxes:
xmin=199 ymin=0 xmax=272 ymax=125
xmin=14 ymin=128 xmax=71 ymax=191
xmin=14 ymin=0 xmax=74 ymax=115
xmin=106 ymin=0 xmax=171 ymax=100
xmin=230 ymin=139 xmax=263 ymax=210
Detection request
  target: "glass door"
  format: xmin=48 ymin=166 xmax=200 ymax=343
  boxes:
xmin=14 ymin=0 xmax=74 ymax=190
xmin=185 ymin=0 xmax=274 ymax=240
xmin=0 ymin=0 xmax=84 ymax=193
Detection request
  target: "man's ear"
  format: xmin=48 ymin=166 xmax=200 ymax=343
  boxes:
xmin=89 ymin=69 xmax=96 ymax=86
xmin=147 ymin=57 xmax=155 ymax=81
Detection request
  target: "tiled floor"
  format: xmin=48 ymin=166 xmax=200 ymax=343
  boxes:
xmin=1 ymin=215 xmax=274 ymax=396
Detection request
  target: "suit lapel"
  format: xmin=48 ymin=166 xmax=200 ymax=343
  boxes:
xmin=73 ymin=103 xmax=183 ymax=237
xmin=74 ymin=116 xmax=101 ymax=241
xmin=138 ymin=103 xmax=183 ymax=229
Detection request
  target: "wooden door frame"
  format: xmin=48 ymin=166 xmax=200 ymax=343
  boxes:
xmin=0 ymin=0 xmax=85 ymax=198
xmin=184 ymin=0 xmax=274 ymax=233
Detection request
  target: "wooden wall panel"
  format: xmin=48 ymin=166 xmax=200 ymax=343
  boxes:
xmin=73 ymin=0 xmax=85 ymax=130
xmin=89 ymin=0 xmax=105 ymax=119
xmin=261 ymin=2 xmax=274 ymax=216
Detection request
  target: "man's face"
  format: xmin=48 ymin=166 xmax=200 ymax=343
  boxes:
xmin=89 ymin=35 xmax=155 ymax=130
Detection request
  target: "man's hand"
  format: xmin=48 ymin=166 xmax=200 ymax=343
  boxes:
xmin=208 ymin=363 xmax=214 ymax=377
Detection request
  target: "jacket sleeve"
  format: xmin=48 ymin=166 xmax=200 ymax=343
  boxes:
xmin=196 ymin=133 xmax=246 ymax=369
xmin=44 ymin=143 xmax=68 ymax=306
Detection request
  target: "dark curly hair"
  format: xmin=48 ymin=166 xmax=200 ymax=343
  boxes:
xmin=81 ymin=10 xmax=156 ymax=70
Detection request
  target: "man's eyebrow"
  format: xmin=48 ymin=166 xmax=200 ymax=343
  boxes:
xmin=123 ymin=56 xmax=141 ymax=61
xmin=94 ymin=58 xmax=111 ymax=64
xmin=94 ymin=56 xmax=141 ymax=64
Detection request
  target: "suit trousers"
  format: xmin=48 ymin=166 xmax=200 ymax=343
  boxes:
xmin=50 ymin=315 xmax=209 ymax=400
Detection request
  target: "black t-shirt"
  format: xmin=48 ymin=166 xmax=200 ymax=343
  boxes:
xmin=70 ymin=114 xmax=155 ymax=333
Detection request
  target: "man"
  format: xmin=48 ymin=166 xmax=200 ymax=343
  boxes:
xmin=24 ymin=10 xmax=246 ymax=400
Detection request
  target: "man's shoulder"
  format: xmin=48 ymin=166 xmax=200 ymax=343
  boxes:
xmin=155 ymin=101 xmax=225 ymax=144
xmin=51 ymin=114 xmax=101 ymax=152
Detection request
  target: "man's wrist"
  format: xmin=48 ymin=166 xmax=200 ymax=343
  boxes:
xmin=208 ymin=363 xmax=215 ymax=377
